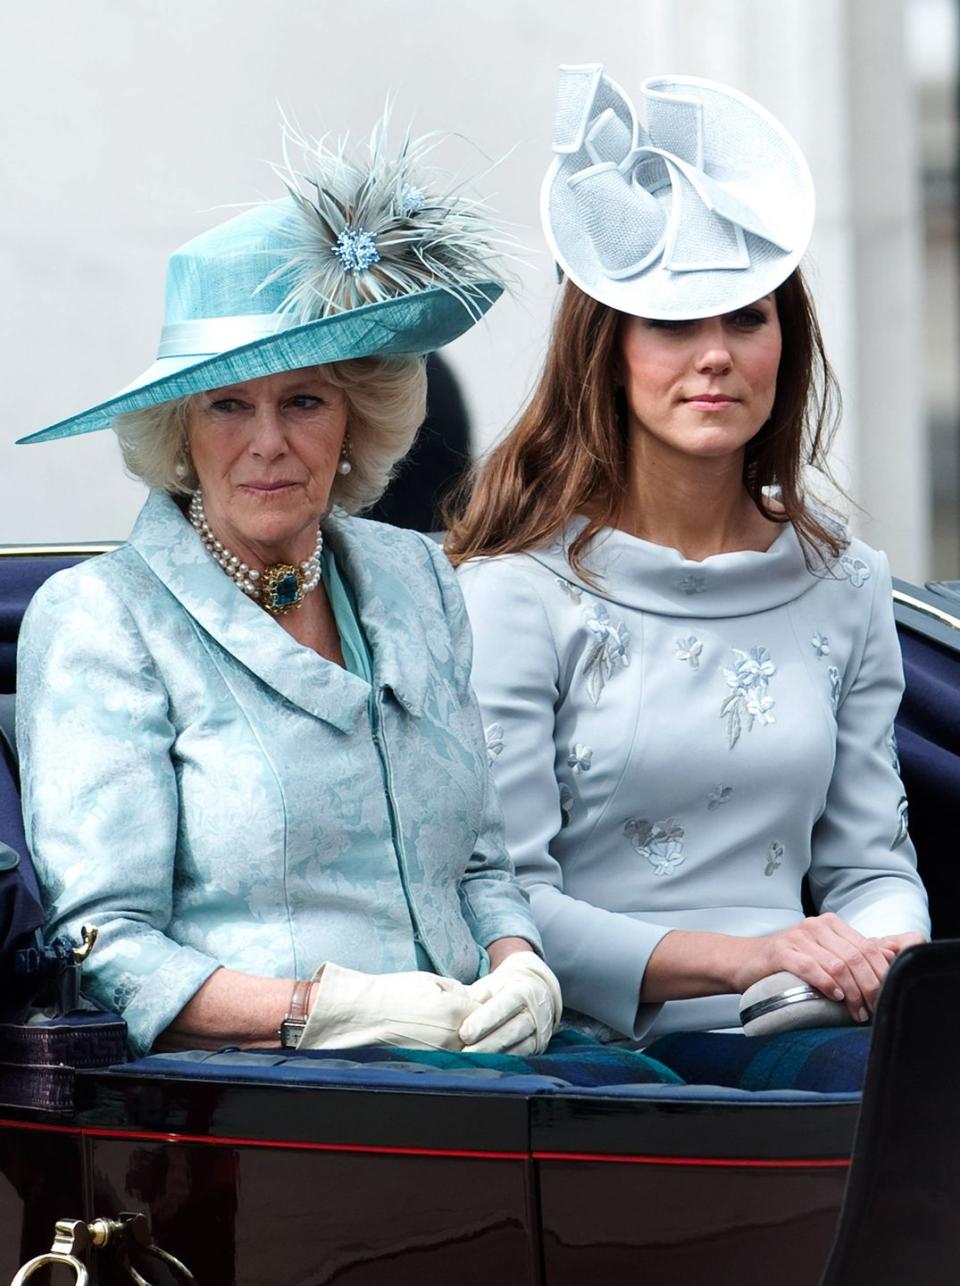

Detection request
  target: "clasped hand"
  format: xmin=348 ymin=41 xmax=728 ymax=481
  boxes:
xmin=733 ymin=914 xmax=926 ymax=1023
xmin=298 ymin=953 xmax=561 ymax=1054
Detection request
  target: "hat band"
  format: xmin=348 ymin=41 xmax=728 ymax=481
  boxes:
xmin=157 ymin=313 xmax=299 ymax=359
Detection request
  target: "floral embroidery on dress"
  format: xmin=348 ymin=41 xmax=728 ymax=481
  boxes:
xmin=676 ymin=574 xmax=707 ymax=596
xmin=811 ymin=633 xmax=830 ymax=658
xmin=764 ymin=840 xmax=784 ymax=877
xmin=624 ymin=817 xmax=685 ymax=876
xmin=892 ymin=796 xmax=909 ymax=850
xmin=582 ymin=604 xmax=630 ymax=704
xmin=720 ymin=646 xmax=777 ymax=749
xmin=707 ymin=784 xmax=733 ymax=810
xmin=556 ymin=577 xmax=583 ymax=603
xmin=484 ymin=722 xmax=504 ymax=763
xmin=675 ymin=636 xmax=703 ymax=670
xmin=558 ymin=783 xmax=574 ymax=828
xmin=828 ymin=666 xmax=842 ymax=714
xmin=888 ymin=727 xmax=901 ymax=775
xmin=839 ymin=554 xmax=871 ymax=589
xmin=568 ymin=743 xmax=593 ymax=773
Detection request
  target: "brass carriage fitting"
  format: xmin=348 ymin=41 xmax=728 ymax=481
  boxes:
xmin=73 ymin=925 xmax=99 ymax=963
xmin=10 ymin=1211 xmax=196 ymax=1286
xmin=50 ymin=1219 xmax=89 ymax=1252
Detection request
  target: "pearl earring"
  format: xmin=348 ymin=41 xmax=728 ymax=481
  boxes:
xmin=175 ymin=460 xmax=188 ymax=480
xmin=337 ymin=438 xmax=352 ymax=476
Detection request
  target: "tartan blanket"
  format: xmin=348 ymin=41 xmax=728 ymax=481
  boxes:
xmin=645 ymin=1027 xmax=872 ymax=1093
xmin=283 ymin=1029 xmax=683 ymax=1086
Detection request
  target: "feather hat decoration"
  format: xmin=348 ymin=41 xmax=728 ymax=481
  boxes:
xmin=20 ymin=110 xmax=510 ymax=444
xmin=268 ymin=112 xmax=515 ymax=322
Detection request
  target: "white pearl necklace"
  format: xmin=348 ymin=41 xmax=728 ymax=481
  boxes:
xmin=188 ymin=492 xmax=323 ymax=615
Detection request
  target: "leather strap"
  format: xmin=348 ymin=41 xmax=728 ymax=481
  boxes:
xmin=287 ymin=979 xmax=312 ymax=1025
xmin=278 ymin=979 xmax=313 ymax=1049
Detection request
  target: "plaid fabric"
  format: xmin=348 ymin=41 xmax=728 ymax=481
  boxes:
xmin=645 ymin=1027 xmax=872 ymax=1093
xmin=287 ymin=1029 xmax=683 ymax=1087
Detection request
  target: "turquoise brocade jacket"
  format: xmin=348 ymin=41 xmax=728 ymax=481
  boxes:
xmin=16 ymin=491 xmax=539 ymax=1055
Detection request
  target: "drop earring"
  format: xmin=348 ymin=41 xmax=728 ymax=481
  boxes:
xmin=337 ymin=436 xmax=352 ymax=476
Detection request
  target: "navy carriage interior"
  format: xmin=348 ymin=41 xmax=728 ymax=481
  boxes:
xmin=1 ymin=546 xmax=959 ymax=1286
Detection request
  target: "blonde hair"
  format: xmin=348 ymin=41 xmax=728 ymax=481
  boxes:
xmin=113 ymin=356 xmax=428 ymax=513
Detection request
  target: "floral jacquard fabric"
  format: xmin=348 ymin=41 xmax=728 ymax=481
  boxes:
xmin=17 ymin=491 xmax=540 ymax=1056
xmin=720 ymin=646 xmax=777 ymax=748
xmin=811 ymin=633 xmax=830 ymax=658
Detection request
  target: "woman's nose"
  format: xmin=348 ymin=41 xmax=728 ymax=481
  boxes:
xmin=694 ymin=323 xmax=733 ymax=375
xmin=248 ymin=406 xmax=287 ymax=457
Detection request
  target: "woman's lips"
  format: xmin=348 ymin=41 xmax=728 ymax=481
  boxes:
xmin=683 ymin=395 xmax=739 ymax=411
xmin=238 ymin=481 xmax=300 ymax=495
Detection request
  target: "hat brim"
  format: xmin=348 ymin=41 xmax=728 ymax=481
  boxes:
xmin=19 ymin=283 xmax=502 ymax=445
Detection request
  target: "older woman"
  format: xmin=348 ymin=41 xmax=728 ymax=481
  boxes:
xmin=15 ymin=121 xmax=560 ymax=1059
xmin=447 ymin=69 xmax=928 ymax=1052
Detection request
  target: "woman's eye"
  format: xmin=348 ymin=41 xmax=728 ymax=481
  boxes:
xmin=644 ymin=319 xmax=691 ymax=332
xmin=729 ymin=309 xmax=767 ymax=329
xmin=207 ymin=398 xmax=243 ymax=413
xmin=287 ymin=395 xmax=324 ymax=410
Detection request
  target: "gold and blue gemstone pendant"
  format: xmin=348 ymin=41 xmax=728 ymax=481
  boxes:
xmin=261 ymin=564 xmax=304 ymax=615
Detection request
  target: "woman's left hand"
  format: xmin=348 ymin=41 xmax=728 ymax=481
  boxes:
xmin=875 ymin=931 xmax=927 ymax=956
xmin=458 ymin=948 xmax=562 ymax=1056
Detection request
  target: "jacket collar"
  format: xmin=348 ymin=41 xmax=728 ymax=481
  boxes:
xmin=528 ymin=515 xmax=826 ymax=618
xmin=127 ymin=491 xmax=422 ymax=732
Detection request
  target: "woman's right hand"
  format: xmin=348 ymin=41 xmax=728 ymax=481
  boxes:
xmin=728 ymin=913 xmax=896 ymax=1023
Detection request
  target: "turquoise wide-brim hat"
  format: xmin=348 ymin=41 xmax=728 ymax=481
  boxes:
xmin=19 ymin=127 xmax=505 ymax=445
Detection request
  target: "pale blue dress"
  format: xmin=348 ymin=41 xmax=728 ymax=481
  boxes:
xmin=16 ymin=490 xmax=539 ymax=1055
xmin=458 ymin=518 xmax=930 ymax=1042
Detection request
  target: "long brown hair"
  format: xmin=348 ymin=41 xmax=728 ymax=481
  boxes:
xmin=445 ymin=270 xmax=844 ymax=576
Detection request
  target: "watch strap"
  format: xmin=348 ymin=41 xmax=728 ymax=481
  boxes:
xmin=279 ymin=979 xmax=312 ymax=1049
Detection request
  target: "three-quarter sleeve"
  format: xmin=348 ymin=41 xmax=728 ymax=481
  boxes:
xmin=16 ymin=567 xmax=220 ymax=1055
xmin=809 ymin=553 xmax=930 ymax=938
xmin=422 ymin=538 xmax=543 ymax=954
xmin=458 ymin=557 xmax=668 ymax=1036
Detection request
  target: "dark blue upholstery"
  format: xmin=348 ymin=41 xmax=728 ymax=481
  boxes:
xmin=115 ymin=1042 xmax=862 ymax=1102
xmin=0 ymin=732 xmax=46 ymax=1015
xmin=896 ymin=627 xmax=960 ymax=939
xmin=0 ymin=554 xmax=97 ymax=693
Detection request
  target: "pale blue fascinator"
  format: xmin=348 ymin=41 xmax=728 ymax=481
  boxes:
xmin=542 ymin=65 xmax=815 ymax=320
xmin=20 ymin=121 xmax=507 ymax=444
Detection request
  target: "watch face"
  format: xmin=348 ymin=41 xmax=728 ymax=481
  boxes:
xmin=279 ymin=1019 xmax=306 ymax=1050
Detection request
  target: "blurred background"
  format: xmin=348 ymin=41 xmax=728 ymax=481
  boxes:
xmin=0 ymin=0 xmax=957 ymax=582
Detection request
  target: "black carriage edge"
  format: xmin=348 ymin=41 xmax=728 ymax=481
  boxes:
xmin=0 ymin=545 xmax=958 ymax=1286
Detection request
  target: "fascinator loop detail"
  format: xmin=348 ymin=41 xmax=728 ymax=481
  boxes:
xmin=542 ymin=65 xmax=815 ymax=320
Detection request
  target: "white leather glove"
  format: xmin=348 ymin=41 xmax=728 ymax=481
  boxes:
xmin=298 ymin=963 xmax=477 ymax=1051
xmin=458 ymin=952 xmax=562 ymax=1056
